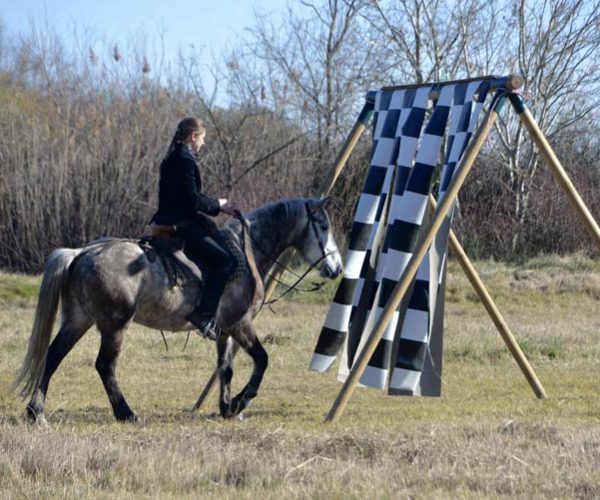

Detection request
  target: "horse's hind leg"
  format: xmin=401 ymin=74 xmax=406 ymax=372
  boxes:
xmin=27 ymin=305 xmax=93 ymax=424
xmin=225 ymin=321 xmax=268 ymax=418
xmin=217 ymin=334 xmax=238 ymax=418
xmin=96 ymin=322 xmax=137 ymax=422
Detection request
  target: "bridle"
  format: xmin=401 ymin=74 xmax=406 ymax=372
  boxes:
xmin=304 ymin=201 xmax=329 ymax=264
xmin=234 ymin=202 xmax=335 ymax=307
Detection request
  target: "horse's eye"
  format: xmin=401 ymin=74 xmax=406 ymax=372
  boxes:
xmin=321 ymin=224 xmax=328 ymax=232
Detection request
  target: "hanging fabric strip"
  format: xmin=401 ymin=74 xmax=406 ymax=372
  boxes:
xmin=310 ymin=78 xmax=494 ymax=398
xmin=388 ymin=80 xmax=491 ymax=395
xmin=309 ymin=89 xmax=405 ymax=372
xmin=353 ymin=84 xmax=453 ymax=389
xmin=337 ymin=87 xmax=428 ymax=384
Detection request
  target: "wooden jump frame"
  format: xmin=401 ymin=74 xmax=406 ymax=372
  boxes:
xmin=192 ymin=75 xmax=600 ymax=423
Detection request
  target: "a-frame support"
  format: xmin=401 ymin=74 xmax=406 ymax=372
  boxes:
xmin=430 ymin=194 xmax=546 ymax=399
xmin=508 ymin=93 xmax=600 ymax=247
xmin=192 ymin=75 xmax=598 ymax=419
xmin=324 ymin=81 xmax=600 ymax=424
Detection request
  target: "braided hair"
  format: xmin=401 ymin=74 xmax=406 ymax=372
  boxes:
xmin=164 ymin=117 xmax=206 ymax=161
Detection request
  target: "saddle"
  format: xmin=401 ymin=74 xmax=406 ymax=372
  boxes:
xmin=139 ymin=222 xmax=249 ymax=289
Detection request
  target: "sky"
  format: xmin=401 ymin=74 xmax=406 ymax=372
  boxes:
xmin=0 ymin=0 xmax=289 ymax=71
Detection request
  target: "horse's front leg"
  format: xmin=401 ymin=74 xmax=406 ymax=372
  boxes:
xmin=216 ymin=334 xmax=236 ymax=418
xmin=227 ymin=321 xmax=268 ymax=418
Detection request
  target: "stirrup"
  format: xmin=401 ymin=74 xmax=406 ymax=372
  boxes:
xmin=186 ymin=312 xmax=221 ymax=341
xmin=197 ymin=318 xmax=221 ymax=341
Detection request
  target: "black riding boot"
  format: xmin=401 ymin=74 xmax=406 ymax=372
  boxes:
xmin=177 ymin=225 xmax=237 ymax=341
xmin=186 ymin=309 xmax=221 ymax=341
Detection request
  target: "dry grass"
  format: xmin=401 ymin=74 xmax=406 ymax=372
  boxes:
xmin=1 ymin=256 xmax=600 ymax=497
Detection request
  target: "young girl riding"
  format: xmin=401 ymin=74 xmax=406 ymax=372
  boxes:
xmin=151 ymin=117 xmax=240 ymax=340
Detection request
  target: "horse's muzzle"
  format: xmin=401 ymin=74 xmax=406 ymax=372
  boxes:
xmin=320 ymin=260 xmax=342 ymax=279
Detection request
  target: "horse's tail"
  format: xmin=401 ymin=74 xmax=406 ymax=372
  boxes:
xmin=13 ymin=247 xmax=84 ymax=398
xmin=240 ymin=218 xmax=264 ymax=307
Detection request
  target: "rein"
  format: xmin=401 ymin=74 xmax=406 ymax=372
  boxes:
xmin=305 ymin=201 xmax=328 ymax=262
xmin=263 ymin=254 xmax=329 ymax=306
xmin=233 ymin=203 xmax=332 ymax=307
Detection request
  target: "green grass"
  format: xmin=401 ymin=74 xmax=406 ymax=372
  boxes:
xmin=0 ymin=273 xmax=39 ymax=308
xmin=0 ymin=255 xmax=599 ymax=497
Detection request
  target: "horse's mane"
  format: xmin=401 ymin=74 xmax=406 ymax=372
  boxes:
xmin=244 ymin=198 xmax=308 ymax=226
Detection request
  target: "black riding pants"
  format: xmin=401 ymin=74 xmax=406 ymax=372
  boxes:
xmin=176 ymin=224 xmax=237 ymax=317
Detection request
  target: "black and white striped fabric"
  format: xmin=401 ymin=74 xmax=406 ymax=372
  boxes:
xmin=310 ymin=79 xmax=492 ymax=396
xmin=388 ymin=80 xmax=491 ymax=394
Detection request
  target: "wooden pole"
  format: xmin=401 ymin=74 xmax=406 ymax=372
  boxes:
xmin=324 ymin=92 xmax=508 ymax=424
xmin=508 ymin=94 xmax=600 ymax=247
xmin=319 ymin=94 xmax=376 ymax=196
xmin=192 ymin=97 xmax=375 ymax=411
xmin=428 ymin=195 xmax=547 ymax=398
xmin=381 ymin=74 xmax=523 ymax=92
xmin=192 ymin=368 xmax=219 ymax=411
xmin=192 ymin=341 xmax=240 ymax=411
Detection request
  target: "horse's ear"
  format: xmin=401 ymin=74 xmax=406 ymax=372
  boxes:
xmin=276 ymin=201 xmax=289 ymax=220
xmin=311 ymin=196 xmax=332 ymax=211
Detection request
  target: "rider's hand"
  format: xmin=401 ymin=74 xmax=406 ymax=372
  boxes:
xmin=219 ymin=201 xmax=241 ymax=216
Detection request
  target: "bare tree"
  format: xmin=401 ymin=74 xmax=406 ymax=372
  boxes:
xmin=364 ymin=0 xmax=600 ymax=252
xmin=362 ymin=0 xmax=483 ymax=83
xmin=0 ymin=21 xmax=180 ymax=271
xmin=469 ymin=0 xmax=600 ymax=251
xmin=2 ymin=1 xmax=600 ymax=271
xmin=247 ymin=0 xmax=381 ymax=167
xmin=180 ymin=52 xmax=314 ymax=206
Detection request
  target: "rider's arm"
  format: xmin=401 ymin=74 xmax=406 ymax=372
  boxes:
xmin=180 ymin=157 xmax=220 ymax=216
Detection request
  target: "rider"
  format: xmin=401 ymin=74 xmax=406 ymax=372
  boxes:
xmin=151 ymin=117 xmax=239 ymax=340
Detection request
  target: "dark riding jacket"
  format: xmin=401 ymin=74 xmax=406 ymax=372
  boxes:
xmin=151 ymin=143 xmax=220 ymax=227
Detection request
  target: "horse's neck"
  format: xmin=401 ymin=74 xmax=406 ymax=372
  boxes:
xmin=248 ymin=202 xmax=304 ymax=278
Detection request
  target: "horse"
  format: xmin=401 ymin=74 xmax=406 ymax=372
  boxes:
xmin=14 ymin=197 xmax=342 ymax=424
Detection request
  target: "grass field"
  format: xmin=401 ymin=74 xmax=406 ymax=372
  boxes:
xmin=1 ymin=255 xmax=599 ymax=498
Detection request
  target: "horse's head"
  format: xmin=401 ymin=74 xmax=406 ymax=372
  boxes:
xmin=298 ymin=198 xmax=343 ymax=279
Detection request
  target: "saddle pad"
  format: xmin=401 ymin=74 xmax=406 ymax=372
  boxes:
xmin=138 ymin=224 xmax=249 ymax=288
xmin=218 ymin=223 xmax=250 ymax=282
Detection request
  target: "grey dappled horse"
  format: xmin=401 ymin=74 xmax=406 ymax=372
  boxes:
xmin=15 ymin=198 xmax=342 ymax=423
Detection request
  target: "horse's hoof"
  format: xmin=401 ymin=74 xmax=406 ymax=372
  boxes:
xmin=116 ymin=412 xmax=140 ymax=424
xmin=25 ymin=409 xmax=48 ymax=427
xmin=25 ymin=405 xmax=48 ymax=427
xmin=220 ymin=401 xmax=234 ymax=419
xmin=26 ymin=415 xmax=49 ymax=427
xmin=220 ymin=411 xmax=243 ymax=420
xmin=228 ymin=397 xmax=247 ymax=419
xmin=220 ymin=409 xmax=234 ymax=419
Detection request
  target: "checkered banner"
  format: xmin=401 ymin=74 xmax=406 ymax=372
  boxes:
xmin=310 ymin=80 xmax=492 ymax=396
